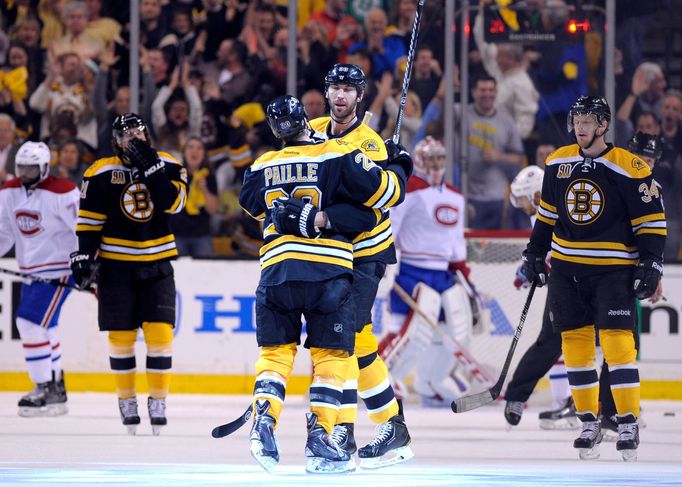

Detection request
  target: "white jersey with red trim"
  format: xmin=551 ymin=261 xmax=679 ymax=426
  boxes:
xmin=390 ymin=176 xmax=466 ymax=270
xmin=0 ymin=176 xmax=79 ymax=278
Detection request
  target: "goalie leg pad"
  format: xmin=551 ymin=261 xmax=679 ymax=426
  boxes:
xmin=441 ymin=284 xmax=474 ymax=349
xmin=413 ymin=321 xmax=462 ymax=405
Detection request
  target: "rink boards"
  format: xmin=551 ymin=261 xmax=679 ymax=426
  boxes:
xmin=0 ymin=258 xmax=680 ymax=397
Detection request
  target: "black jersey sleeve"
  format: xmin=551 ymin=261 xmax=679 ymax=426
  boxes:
xmin=76 ymin=173 xmax=108 ymax=254
xmin=142 ymin=153 xmax=188 ymax=214
xmin=526 ymin=165 xmax=556 ymax=256
xmin=239 ymin=166 xmax=266 ymax=221
xmin=324 ymin=202 xmax=382 ymax=234
xmin=336 ymin=149 xmax=405 ymax=210
xmin=623 ymin=172 xmax=666 ymax=261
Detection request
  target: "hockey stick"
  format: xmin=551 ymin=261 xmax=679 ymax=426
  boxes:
xmin=451 ymin=282 xmax=537 ymax=413
xmin=390 ymin=282 xmax=495 ymax=386
xmin=211 ymin=404 xmax=253 ymax=438
xmin=0 ymin=266 xmax=96 ymax=294
xmin=393 ymin=0 xmax=425 ymax=144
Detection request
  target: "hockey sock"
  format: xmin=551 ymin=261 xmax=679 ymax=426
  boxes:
xmin=108 ymin=330 xmax=138 ymax=399
xmin=46 ymin=327 xmax=63 ymax=379
xmin=549 ymin=356 xmax=570 ymax=409
xmin=142 ymin=322 xmax=174 ymax=399
xmin=17 ymin=317 xmax=52 ymax=384
xmin=254 ymin=343 xmax=297 ymax=425
xmin=599 ymin=329 xmax=640 ymax=417
xmin=336 ymin=355 xmax=358 ymax=425
xmin=562 ymin=326 xmax=599 ymax=417
xmin=310 ymin=347 xmax=349 ymax=433
xmin=356 ymin=324 xmax=399 ymax=424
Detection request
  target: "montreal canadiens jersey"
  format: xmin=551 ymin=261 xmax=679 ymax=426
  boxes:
xmin=239 ymin=138 xmax=404 ymax=286
xmin=0 ymin=176 xmax=79 ymax=278
xmin=76 ymin=152 xmax=187 ymax=263
xmin=310 ymin=116 xmax=398 ymax=265
xmin=527 ymin=144 xmax=666 ymax=277
xmin=390 ymin=176 xmax=466 ymax=270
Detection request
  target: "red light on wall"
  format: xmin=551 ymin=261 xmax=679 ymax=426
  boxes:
xmin=489 ymin=19 xmax=505 ymax=34
xmin=567 ymin=19 xmax=590 ymax=34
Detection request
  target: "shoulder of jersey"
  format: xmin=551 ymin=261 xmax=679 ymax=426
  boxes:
xmin=83 ymin=156 xmax=126 ymax=177
xmin=251 ymin=140 xmax=359 ymax=171
xmin=37 ymin=176 xmax=77 ymax=193
xmin=0 ymin=178 xmax=22 ymax=191
xmin=544 ymin=144 xmax=581 ymax=165
xmin=310 ymin=116 xmax=331 ymax=133
xmin=157 ymin=151 xmax=182 ymax=165
xmin=598 ymin=146 xmax=652 ymax=179
xmin=407 ymin=175 xmax=429 ymax=192
xmin=445 ymin=182 xmax=462 ymax=194
xmin=353 ymin=124 xmax=388 ymax=159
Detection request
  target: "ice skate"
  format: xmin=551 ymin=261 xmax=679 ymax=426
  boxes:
xmin=616 ymin=414 xmax=639 ymax=462
xmin=504 ymin=401 xmax=524 ymax=430
xmin=118 ymin=397 xmax=141 ymax=435
xmin=331 ymin=423 xmax=357 ymax=455
xmin=358 ymin=414 xmax=414 ymax=469
xmin=249 ymin=400 xmax=279 ymax=473
xmin=305 ymin=412 xmax=354 ymax=474
xmin=573 ymin=415 xmax=602 ymax=460
xmin=18 ymin=383 xmax=51 ymax=417
xmin=48 ymin=371 xmax=68 ymax=416
xmin=600 ymin=414 xmax=618 ymax=441
xmin=539 ymin=396 xmax=579 ymax=430
xmin=148 ymin=397 xmax=167 ymax=436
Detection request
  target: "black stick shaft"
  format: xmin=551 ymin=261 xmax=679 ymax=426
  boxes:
xmin=0 ymin=267 xmax=94 ymax=293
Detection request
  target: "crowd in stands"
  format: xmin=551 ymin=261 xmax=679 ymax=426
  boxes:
xmin=0 ymin=0 xmax=680 ymax=261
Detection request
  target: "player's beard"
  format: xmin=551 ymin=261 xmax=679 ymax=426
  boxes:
xmin=331 ymin=99 xmax=357 ymax=124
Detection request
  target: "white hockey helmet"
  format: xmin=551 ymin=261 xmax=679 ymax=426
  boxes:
xmin=414 ymin=136 xmax=446 ymax=184
xmin=15 ymin=141 xmax=51 ymax=188
xmin=510 ymin=165 xmax=544 ymax=209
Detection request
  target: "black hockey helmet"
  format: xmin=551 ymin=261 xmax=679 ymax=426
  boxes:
xmin=266 ymin=95 xmax=308 ymax=140
xmin=567 ymin=96 xmax=611 ymax=133
xmin=627 ymin=131 xmax=663 ymax=160
xmin=325 ymin=63 xmax=367 ymax=93
xmin=112 ymin=113 xmax=151 ymax=163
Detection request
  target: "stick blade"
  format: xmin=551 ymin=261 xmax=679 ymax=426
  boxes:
xmin=211 ymin=405 xmax=252 ymax=438
xmin=451 ymin=390 xmax=496 ymax=413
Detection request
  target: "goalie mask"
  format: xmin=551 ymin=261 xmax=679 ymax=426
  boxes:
xmin=414 ymin=136 xmax=446 ymax=186
xmin=113 ymin=112 xmax=151 ymax=166
xmin=510 ymin=165 xmax=544 ymax=211
xmin=15 ymin=141 xmax=51 ymax=189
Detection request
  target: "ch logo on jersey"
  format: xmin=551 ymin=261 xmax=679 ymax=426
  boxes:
xmin=565 ymin=179 xmax=604 ymax=225
xmin=434 ymin=205 xmax=459 ymax=226
xmin=121 ymin=182 xmax=154 ymax=221
xmin=15 ymin=210 xmax=43 ymax=236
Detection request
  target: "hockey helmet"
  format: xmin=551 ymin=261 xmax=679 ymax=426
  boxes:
xmin=567 ymin=96 xmax=611 ymax=133
xmin=266 ymin=95 xmax=309 ymax=140
xmin=414 ymin=136 xmax=446 ymax=184
xmin=112 ymin=112 xmax=151 ymax=164
xmin=627 ymin=131 xmax=663 ymax=161
xmin=325 ymin=63 xmax=367 ymax=93
xmin=510 ymin=165 xmax=544 ymax=209
xmin=15 ymin=141 xmax=51 ymax=188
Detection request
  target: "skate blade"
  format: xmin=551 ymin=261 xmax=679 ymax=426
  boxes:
xmin=47 ymin=403 xmax=68 ymax=416
xmin=359 ymin=445 xmax=414 ymax=470
xmin=125 ymin=424 xmax=138 ymax=436
xmin=539 ymin=417 xmax=580 ymax=430
xmin=578 ymin=445 xmax=600 ymax=460
xmin=250 ymin=441 xmax=278 ymax=474
xmin=305 ymin=456 xmax=355 ymax=474
xmin=18 ymin=406 xmax=50 ymax=417
xmin=151 ymin=424 xmax=164 ymax=436
xmin=621 ymin=449 xmax=637 ymax=462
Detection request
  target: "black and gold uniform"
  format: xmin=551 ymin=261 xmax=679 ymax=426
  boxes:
xmin=72 ymin=113 xmax=187 ymax=432
xmin=526 ymin=142 xmax=665 ymax=433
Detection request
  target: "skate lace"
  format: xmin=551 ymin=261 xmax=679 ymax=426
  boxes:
xmin=618 ymin=422 xmax=637 ymax=441
xmin=330 ymin=425 xmax=347 ymax=446
xmin=508 ymin=402 xmax=524 ymax=416
xmin=579 ymin=421 xmax=600 ymax=439
xmin=148 ymin=398 xmax=166 ymax=418
xmin=368 ymin=422 xmax=393 ymax=447
xmin=120 ymin=398 xmax=138 ymax=417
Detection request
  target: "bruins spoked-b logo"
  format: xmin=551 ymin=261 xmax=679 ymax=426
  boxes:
xmin=565 ymin=179 xmax=604 ymax=225
xmin=121 ymin=182 xmax=154 ymax=221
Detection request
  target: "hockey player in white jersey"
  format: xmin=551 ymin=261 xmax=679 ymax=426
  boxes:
xmin=378 ymin=137 xmax=482 ymax=406
xmin=0 ymin=141 xmax=80 ymax=416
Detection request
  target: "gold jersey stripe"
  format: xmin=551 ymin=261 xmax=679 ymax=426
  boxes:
xmin=353 ymin=234 xmax=395 ymax=258
xmin=99 ymin=248 xmax=178 ymax=261
xmin=260 ymin=252 xmax=353 ymax=270
xmin=631 ymin=213 xmax=666 ymax=226
xmin=540 ymin=200 xmax=557 ymax=212
xmin=536 ymin=213 xmax=556 ymax=226
xmin=76 ymin=224 xmax=103 ymax=232
xmin=166 ymin=181 xmax=187 ymax=214
xmin=551 ymin=251 xmax=636 ymax=266
xmin=385 ymin=171 xmax=402 ymax=208
xmin=102 ymin=234 xmax=175 ymax=248
xmin=353 ymin=215 xmax=392 ymax=244
xmin=78 ymin=209 xmax=107 ymax=220
xmin=552 ymin=235 xmax=637 ymax=251
xmin=261 ymin=234 xmax=352 ymax=253
xmin=365 ymin=171 xmax=389 ymax=208
xmin=635 ymin=228 xmax=667 ymax=236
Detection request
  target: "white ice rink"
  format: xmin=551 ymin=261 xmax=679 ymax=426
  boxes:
xmin=1 ymin=393 xmax=681 ymax=487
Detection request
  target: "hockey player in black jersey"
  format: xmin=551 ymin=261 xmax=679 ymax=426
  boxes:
xmin=239 ymin=95 xmax=411 ymax=474
xmin=70 ymin=113 xmax=187 ymax=436
xmin=523 ymin=97 xmax=666 ymax=462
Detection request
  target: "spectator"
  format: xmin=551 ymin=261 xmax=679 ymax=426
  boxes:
xmin=387 ymin=0 xmax=417 ymax=51
xmin=297 ymin=20 xmax=338 ymax=94
xmin=346 ymin=0 xmax=390 ymax=27
xmin=38 ymin=0 xmax=66 ymax=49
xmin=0 ymin=43 xmax=31 ymax=135
xmin=309 ymin=0 xmax=361 ymax=57
xmin=159 ymin=6 xmax=198 ymax=65
xmin=171 ymin=136 xmax=219 ymax=258
xmin=151 ymin=62 xmax=202 ymax=159
xmin=240 ymin=4 xmax=279 ymax=60
xmin=473 ymin=7 xmax=539 ymax=139
xmin=51 ymin=1 xmax=105 ymax=61
xmin=302 ymin=89 xmax=326 ymax=120
xmin=381 ymin=89 xmax=421 ymax=149
xmin=410 ymin=47 xmax=442 ymax=113
xmin=83 ymin=0 xmax=121 ymax=46
xmin=213 ymin=39 xmax=254 ymax=111
xmin=139 ymin=0 xmax=170 ymax=49
xmin=616 ymin=62 xmax=667 ymax=133
xmin=615 ymin=110 xmax=660 ymax=148
xmin=0 ymin=114 xmax=19 ymax=183
xmin=146 ymin=47 xmax=171 ymax=88
xmin=534 ymin=143 xmax=556 ymax=167
xmin=29 ymin=52 xmax=97 ymax=147
xmin=197 ymin=0 xmax=248 ymax=64
xmin=349 ymin=8 xmax=406 ymax=79
xmin=50 ymin=138 xmax=86 ymax=185
xmin=9 ymin=17 xmax=45 ymax=91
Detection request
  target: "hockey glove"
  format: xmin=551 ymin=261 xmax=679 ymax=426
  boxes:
xmin=633 ymin=258 xmax=663 ymax=300
xmin=271 ymin=197 xmax=320 ymax=238
xmin=69 ymin=251 xmax=99 ymax=289
xmin=513 ymin=264 xmax=530 ymax=289
xmin=124 ymin=138 xmax=165 ymax=180
xmin=521 ymin=250 xmax=548 ymax=287
xmin=384 ymin=139 xmax=414 ymax=178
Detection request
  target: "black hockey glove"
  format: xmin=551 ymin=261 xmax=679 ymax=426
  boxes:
xmin=521 ymin=250 xmax=548 ymax=287
xmin=271 ymin=198 xmax=320 ymax=238
xmin=633 ymin=258 xmax=663 ymax=300
xmin=69 ymin=251 xmax=99 ymax=289
xmin=384 ymin=139 xmax=414 ymax=178
xmin=124 ymin=138 xmax=165 ymax=180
